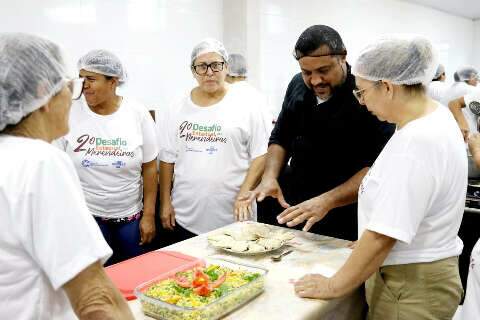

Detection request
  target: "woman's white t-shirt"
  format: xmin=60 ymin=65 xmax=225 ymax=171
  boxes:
xmin=159 ymin=85 xmax=271 ymax=234
xmin=0 ymin=136 xmax=112 ymax=320
xmin=358 ymin=106 xmax=467 ymax=266
xmin=60 ymin=96 xmax=158 ymax=218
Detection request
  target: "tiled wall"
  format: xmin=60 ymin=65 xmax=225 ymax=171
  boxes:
xmin=254 ymin=0 xmax=477 ymax=116
xmin=0 ymin=0 xmax=223 ymax=110
xmin=0 ymin=0 xmax=477 ymax=116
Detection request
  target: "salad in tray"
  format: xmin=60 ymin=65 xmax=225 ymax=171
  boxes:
xmin=144 ymin=264 xmax=261 ymax=308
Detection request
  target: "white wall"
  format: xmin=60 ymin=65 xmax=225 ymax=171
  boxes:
xmin=0 ymin=0 xmax=478 ymax=115
xmin=474 ymin=19 xmax=480 ymax=71
xmin=253 ymin=0 xmax=476 ymax=115
xmin=0 ymin=0 xmax=223 ymax=110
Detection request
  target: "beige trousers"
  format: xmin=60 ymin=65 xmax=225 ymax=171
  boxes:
xmin=366 ymin=256 xmax=463 ymax=320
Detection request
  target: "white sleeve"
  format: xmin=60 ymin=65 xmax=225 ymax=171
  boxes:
xmin=141 ymin=108 xmax=159 ymax=163
xmin=247 ymin=104 xmax=271 ymax=160
xmin=365 ymin=155 xmax=434 ymax=244
xmin=158 ymin=103 xmax=179 ymax=164
xmin=17 ymin=151 xmax=112 ymax=290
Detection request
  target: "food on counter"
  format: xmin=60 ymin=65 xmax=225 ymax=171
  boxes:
xmin=208 ymin=223 xmax=295 ymax=254
xmin=136 ymin=260 xmax=267 ymax=320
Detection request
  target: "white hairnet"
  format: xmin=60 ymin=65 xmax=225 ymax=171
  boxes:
xmin=454 ymin=66 xmax=478 ymax=82
xmin=77 ymin=49 xmax=126 ymax=82
xmin=190 ymin=38 xmax=228 ymax=65
xmin=352 ymin=35 xmax=438 ymax=86
xmin=228 ymin=54 xmax=247 ymax=77
xmin=0 ymin=33 xmax=68 ymax=131
xmin=434 ymin=64 xmax=445 ymax=79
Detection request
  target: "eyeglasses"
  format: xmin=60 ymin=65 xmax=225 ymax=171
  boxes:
xmin=192 ymin=61 xmax=225 ymax=75
xmin=67 ymin=78 xmax=84 ymax=100
xmin=353 ymin=81 xmax=380 ymax=103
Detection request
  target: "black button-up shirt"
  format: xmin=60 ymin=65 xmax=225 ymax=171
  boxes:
xmin=268 ymin=65 xmax=394 ymax=239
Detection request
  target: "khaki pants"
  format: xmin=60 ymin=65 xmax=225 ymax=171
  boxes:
xmin=366 ymin=257 xmax=463 ymax=320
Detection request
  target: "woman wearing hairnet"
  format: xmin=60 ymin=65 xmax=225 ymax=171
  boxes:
xmin=0 ymin=33 xmax=134 ymax=319
xmin=445 ymin=66 xmax=480 ymax=140
xmin=57 ymin=50 xmax=158 ymax=265
xmin=158 ymin=39 xmax=270 ymax=242
xmin=293 ymin=36 xmax=466 ymax=319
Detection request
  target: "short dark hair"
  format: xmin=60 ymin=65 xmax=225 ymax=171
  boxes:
xmin=294 ymin=25 xmax=347 ymax=60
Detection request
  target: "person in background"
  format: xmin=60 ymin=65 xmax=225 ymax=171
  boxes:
xmin=0 ymin=33 xmax=134 ymax=320
xmin=226 ymin=53 xmax=276 ymax=124
xmin=242 ymin=25 xmax=394 ymax=240
xmin=57 ymin=50 xmax=158 ymax=265
xmin=226 ymin=53 xmax=248 ymax=83
xmin=293 ymin=35 xmax=465 ymax=320
xmin=445 ymin=66 xmax=480 ymax=140
xmin=158 ymin=39 xmax=270 ymax=243
xmin=426 ymin=63 xmax=448 ymax=102
xmin=461 ymin=133 xmax=480 ymax=320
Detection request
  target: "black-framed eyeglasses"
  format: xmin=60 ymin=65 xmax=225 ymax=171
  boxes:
xmin=353 ymin=81 xmax=381 ymax=103
xmin=192 ymin=61 xmax=225 ymax=75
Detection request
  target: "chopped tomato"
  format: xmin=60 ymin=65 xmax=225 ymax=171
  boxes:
xmin=192 ymin=269 xmax=210 ymax=287
xmin=211 ymin=273 xmax=226 ymax=288
xmin=194 ymin=284 xmax=211 ymax=296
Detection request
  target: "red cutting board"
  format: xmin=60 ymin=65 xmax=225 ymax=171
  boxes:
xmin=106 ymin=250 xmax=200 ymax=300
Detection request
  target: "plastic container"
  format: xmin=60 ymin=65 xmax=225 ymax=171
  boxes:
xmin=134 ymin=257 xmax=268 ymax=320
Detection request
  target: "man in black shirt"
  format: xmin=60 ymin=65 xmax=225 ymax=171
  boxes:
xmin=242 ymin=25 xmax=394 ymax=240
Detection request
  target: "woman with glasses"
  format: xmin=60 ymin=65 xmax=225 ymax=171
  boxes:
xmin=0 ymin=33 xmax=134 ymax=319
xmin=57 ymin=49 xmax=158 ymax=265
xmin=158 ymin=38 xmax=270 ymax=243
xmin=293 ymin=36 xmax=465 ymax=320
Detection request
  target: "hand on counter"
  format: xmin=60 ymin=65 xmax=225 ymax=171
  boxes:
xmin=160 ymin=201 xmax=176 ymax=230
xmin=139 ymin=215 xmax=156 ymax=245
xmin=294 ymin=274 xmax=339 ymax=300
xmin=277 ymin=195 xmax=332 ymax=232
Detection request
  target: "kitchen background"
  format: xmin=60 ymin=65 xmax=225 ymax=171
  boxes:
xmin=1 ymin=0 xmax=480 ymax=116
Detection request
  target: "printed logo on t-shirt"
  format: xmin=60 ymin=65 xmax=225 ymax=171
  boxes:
xmin=73 ymin=134 xmax=135 ymax=158
xmin=81 ymin=159 xmax=108 ymax=168
xmin=179 ymin=121 xmax=227 ymax=143
xmin=112 ymin=160 xmax=126 ymax=168
xmin=206 ymin=146 xmax=218 ymax=154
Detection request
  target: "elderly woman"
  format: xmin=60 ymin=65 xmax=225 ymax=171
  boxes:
xmin=0 ymin=33 xmax=133 ymax=319
xmin=293 ymin=36 xmax=466 ymax=320
xmin=58 ymin=50 xmax=158 ymax=265
xmin=158 ymin=39 xmax=270 ymax=242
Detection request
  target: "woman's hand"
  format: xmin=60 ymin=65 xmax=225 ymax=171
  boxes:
xmin=160 ymin=201 xmax=176 ymax=230
xmin=139 ymin=214 xmax=156 ymax=245
xmin=294 ymin=274 xmax=340 ymax=300
xmin=234 ymin=192 xmax=254 ymax=222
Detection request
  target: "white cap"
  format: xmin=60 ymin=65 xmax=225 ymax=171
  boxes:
xmin=190 ymin=38 xmax=228 ymax=65
xmin=228 ymin=54 xmax=247 ymax=77
xmin=353 ymin=35 xmax=438 ymax=86
xmin=77 ymin=49 xmax=127 ymax=82
xmin=0 ymin=33 xmax=68 ymax=131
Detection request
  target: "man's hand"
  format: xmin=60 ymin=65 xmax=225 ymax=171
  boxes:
xmin=160 ymin=201 xmax=176 ymax=230
xmin=238 ymin=177 xmax=290 ymax=209
xmin=234 ymin=192 xmax=254 ymax=222
xmin=139 ymin=215 xmax=156 ymax=245
xmin=277 ymin=195 xmax=332 ymax=232
xmin=294 ymin=274 xmax=339 ymax=300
